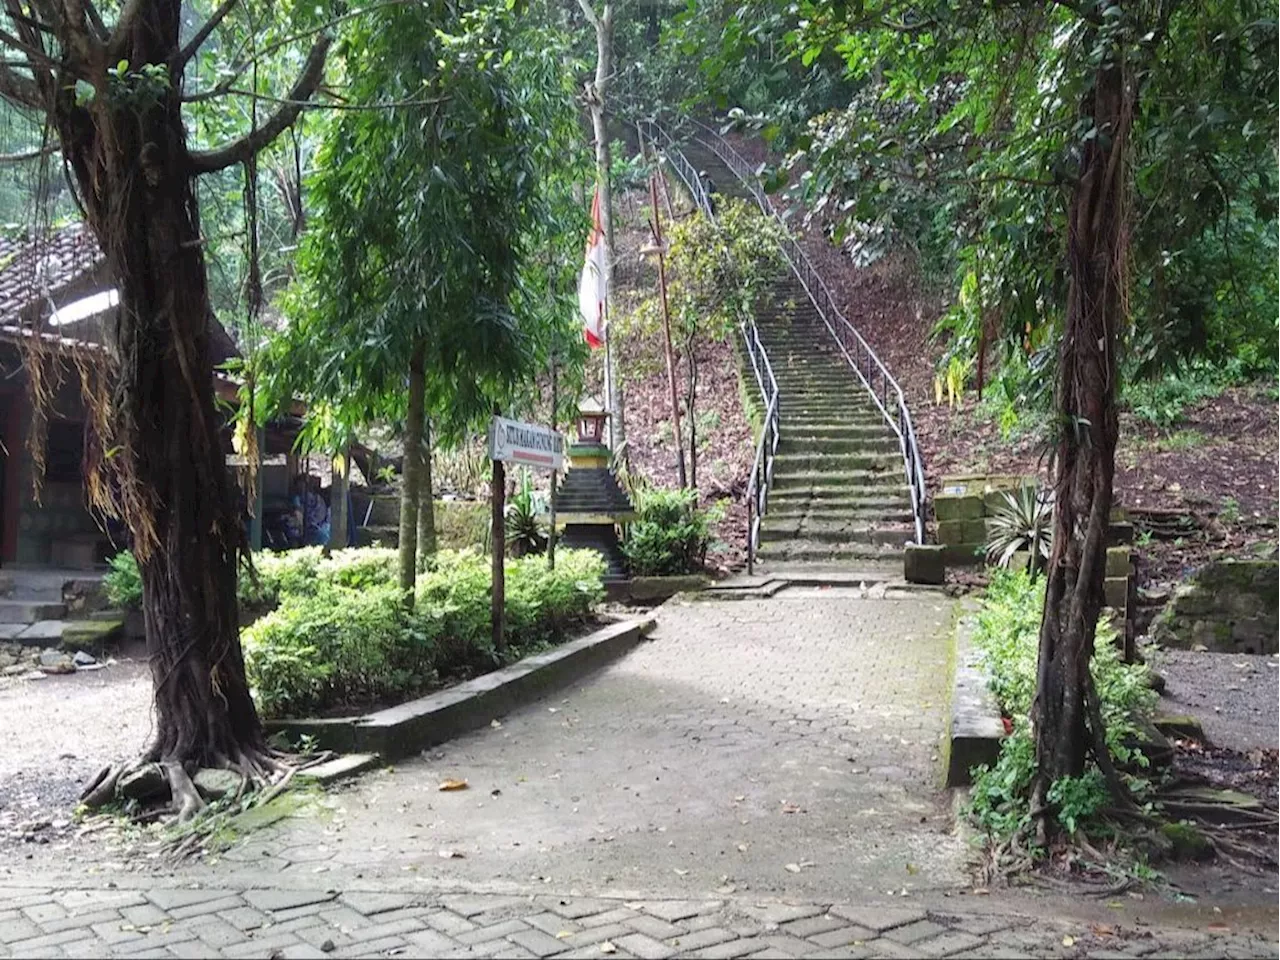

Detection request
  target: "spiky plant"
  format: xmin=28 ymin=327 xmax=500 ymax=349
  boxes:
xmin=985 ymin=485 xmax=1053 ymax=576
xmin=504 ymin=471 xmax=547 ymax=557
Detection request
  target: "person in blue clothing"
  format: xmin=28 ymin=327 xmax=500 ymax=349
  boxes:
xmin=289 ymin=474 xmax=331 ymax=547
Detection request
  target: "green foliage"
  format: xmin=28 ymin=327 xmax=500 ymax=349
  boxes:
xmin=268 ymin=1 xmax=588 ymax=447
xmin=242 ymin=547 xmax=604 ymax=718
xmin=665 ymin=198 xmax=789 ymax=342
xmin=104 ymin=550 xmax=144 ymax=609
xmin=242 ymin=582 xmax=412 ymax=719
xmin=505 ymin=470 xmax=547 ymax=557
xmin=779 ymin=0 xmax=1277 ymax=404
xmin=436 ymin=499 xmax=490 ymax=550
xmin=984 ymin=486 xmax=1053 ymax=572
xmin=623 ymin=488 xmax=722 ymax=576
xmin=1121 ymin=362 xmax=1255 ymax=428
xmin=966 ymin=570 xmax=1158 ymax=841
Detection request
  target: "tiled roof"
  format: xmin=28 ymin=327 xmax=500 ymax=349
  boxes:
xmin=0 ymin=222 xmax=239 ymax=363
xmin=0 ymin=223 xmax=104 ymax=322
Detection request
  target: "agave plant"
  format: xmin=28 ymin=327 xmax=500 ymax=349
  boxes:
xmin=985 ymin=485 xmax=1054 ymax=575
xmin=504 ymin=470 xmax=547 ymax=557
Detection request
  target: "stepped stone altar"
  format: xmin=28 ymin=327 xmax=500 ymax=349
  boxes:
xmin=551 ymin=402 xmax=636 ymax=581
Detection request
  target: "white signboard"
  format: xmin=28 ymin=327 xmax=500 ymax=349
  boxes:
xmin=488 ymin=416 xmax=565 ymax=471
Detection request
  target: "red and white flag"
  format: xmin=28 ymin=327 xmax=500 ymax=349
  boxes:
xmin=578 ymin=187 xmax=608 ymax=349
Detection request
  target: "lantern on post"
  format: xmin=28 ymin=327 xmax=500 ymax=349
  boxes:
xmin=576 ymin=398 xmax=608 ymax=445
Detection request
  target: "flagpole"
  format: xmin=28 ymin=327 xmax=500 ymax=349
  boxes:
xmin=602 ymin=299 xmax=613 ymax=450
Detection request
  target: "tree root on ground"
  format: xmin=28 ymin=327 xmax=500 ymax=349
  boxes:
xmin=78 ymin=745 xmax=319 ymax=830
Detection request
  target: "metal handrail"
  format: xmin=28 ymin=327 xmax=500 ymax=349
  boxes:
xmin=636 ymin=118 xmax=782 ymax=573
xmin=682 ymin=118 xmax=928 ymax=545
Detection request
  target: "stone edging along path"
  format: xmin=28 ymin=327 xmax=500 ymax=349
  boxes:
xmin=266 ymin=617 xmax=655 ymax=762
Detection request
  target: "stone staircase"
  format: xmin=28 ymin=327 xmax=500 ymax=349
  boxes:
xmin=679 ymin=138 xmax=915 ymax=569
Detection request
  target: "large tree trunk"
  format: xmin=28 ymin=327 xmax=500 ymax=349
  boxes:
xmin=1031 ymin=32 xmax=1131 ymax=810
xmin=53 ymin=6 xmax=265 ymax=769
xmin=417 ymin=418 xmax=436 ymax=568
xmin=399 ymin=340 xmax=427 ymax=597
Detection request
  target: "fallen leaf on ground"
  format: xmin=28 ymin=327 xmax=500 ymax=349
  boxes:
xmin=1090 ymin=924 xmax=1116 ymax=937
xmin=438 ymin=779 xmax=468 ymax=791
xmin=780 ymin=803 xmax=804 ymax=814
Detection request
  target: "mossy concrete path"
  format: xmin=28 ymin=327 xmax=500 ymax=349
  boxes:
xmin=1 ymin=594 xmax=1276 ymax=957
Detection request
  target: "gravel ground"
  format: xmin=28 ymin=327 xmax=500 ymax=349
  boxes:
xmin=1153 ymin=649 xmax=1279 ymax=751
xmin=0 ymin=658 xmax=153 ymax=846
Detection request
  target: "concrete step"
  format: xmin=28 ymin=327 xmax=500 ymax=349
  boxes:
xmin=765 ymin=504 xmax=915 ymax=523
xmin=767 ymin=495 xmax=912 ymax=515
xmin=778 ymin=436 xmax=900 ymax=455
xmin=781 ymin=422 xmax=897 ymax=438
xmin=778 ymin=417 xmax=889 ymax=432
xmin=771 ymin=470 xmax=904 ymax=492
xmin=755 ymin=540 xmax=906 ymax=564
xmin=0 ymin=600 xmax=67 ymax=624
xmin=773 ymin=451 xmax=902 ymax=473
xmin=758 ymin=520 xmax=915 ymax=546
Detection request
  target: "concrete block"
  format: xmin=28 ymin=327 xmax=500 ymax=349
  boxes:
xmin=937 ymin=518 xmax=987 ymax=544
xmin=941 ymin=543 xmax=985 ymax=567
xmin=1108 ymin=521 xmax=1135 ymax=545
xmin=933 ymin=494 xmax=984 ymax=522
xmin=1105 ymin=546 xmax=1131 ymax=578
xmin=903 ymin=544 xmax=945 ymax=585
xmin=1104 ymin=576 xmax=1129 ymax=611
xmin=946 ymin=613 xmax=1006 ymax=787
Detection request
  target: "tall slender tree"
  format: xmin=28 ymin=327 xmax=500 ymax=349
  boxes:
xmin=272 ymin=1 xmax=587 ymax=600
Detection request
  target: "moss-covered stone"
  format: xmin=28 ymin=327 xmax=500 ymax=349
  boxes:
xmin=59 ymin=617 xmax=124 ymax=653
xmin=904 ymin=544 xmax=945 ymax=584
xmin=1104 ymin=576 xmax=1129 ymax=611
xmin=941 ymin=542 xmax=985 ymax=566
xmin=1105 ymin=546 xmax=1131 ymax=578
xmin=1160 ymin=821 xmax=1213 ymax=861
xmin=937 ymin=518 xmax=987 ymax=544
xmin=1154 ymin=714 xmax=1206 ymax=742
xmin=1155 ymin=558 xmax=1278 ymax=654
xmin=934 ymin=494 xmax=985 ymax=522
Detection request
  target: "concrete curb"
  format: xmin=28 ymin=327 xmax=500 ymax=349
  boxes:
xmin=266 ymin=617 xmax=654 ymax=760
xmin=944 ymin=604 xmax=1007 ymax=787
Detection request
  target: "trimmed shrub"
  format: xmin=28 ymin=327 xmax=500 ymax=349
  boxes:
xmin=244 ymin=547 xmax=605 ymax=718
xmin=622 ymin=488 xmax=721 ymax=576
xmin=242 ymin=582 xmax=421 ymax=719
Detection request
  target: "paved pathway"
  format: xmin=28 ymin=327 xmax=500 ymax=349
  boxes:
xmin=0 ymin=594 xmax=1275 ymax=958
xmin=212 ymin=593 xmax=966 ymax=900
xmin=1 ymin=880 xmax=1274 ymax=959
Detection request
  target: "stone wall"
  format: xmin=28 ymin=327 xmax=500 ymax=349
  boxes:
xmin=933 ymin=474 xmax=1033 ymax=565
xmin=1153 ymin=559 xmax=1278 ymax=655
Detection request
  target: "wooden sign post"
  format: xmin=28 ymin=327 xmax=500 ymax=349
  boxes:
xmin=487 ymin=415 xmax=566 ymax=653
